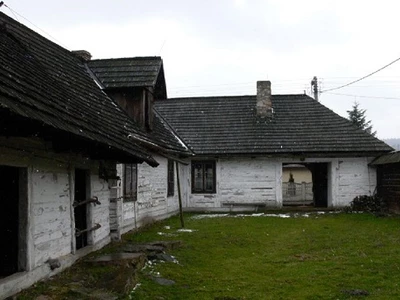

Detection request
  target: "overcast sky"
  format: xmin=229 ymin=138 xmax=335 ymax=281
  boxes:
xmin=2 ymin=0 xmax=400 ymax=139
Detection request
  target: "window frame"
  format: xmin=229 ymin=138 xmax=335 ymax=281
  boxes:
xmin=167 ymin=159 xmax=174 ymax=197
xmin=123 ymin=163 xmax=137 ymax=202
xmin=191 ymin=160 xmax=216 ymax=194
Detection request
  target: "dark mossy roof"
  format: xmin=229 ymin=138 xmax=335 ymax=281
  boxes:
xmin=155 ymin=94 xmax=392 ymax=156
xmin=87 ymin=57 xmax=188 ymax=155
xmin=0 ymin=12 xmax=159 ymax=165
xmin=371 ymin=151 xmax=400 ymax=165
xmin=88 ymin=57 xmax=163 ymax=89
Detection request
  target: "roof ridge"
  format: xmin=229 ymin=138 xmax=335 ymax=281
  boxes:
xmin=162 ymin=93 xmax=308 ymax=101
xmin=90 ymin=56 xmax=162 ymax=62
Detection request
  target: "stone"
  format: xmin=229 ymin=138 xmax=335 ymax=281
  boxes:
xmin=35 ymin=296 xmax=53 ymax=300
xmin=86 ymin=252 xmax=146 ymax=269
xmin=342 ymin=289 xmax=369 ymax=296
xmin=123 ymin=244 xmax=164 ymax=254
xmin=46 ymin=258 xmax=61 ymax=270
xmin=148 ymin=253 xmax=176 ymax=262
xmin=148 ymin=240 xmax=183 ymax=251
xmin=152 ymin=277 xmax=176 ymax=286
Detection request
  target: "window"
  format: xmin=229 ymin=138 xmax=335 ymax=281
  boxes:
xmin=124 ymin=164 xmax=137 ymax=201
xmin=167 ymin=159 xmax=174 ymax=197
xmin=191 ymin=161 xmax=216 ymax=193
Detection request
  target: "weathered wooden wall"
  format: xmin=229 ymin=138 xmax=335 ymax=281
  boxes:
xmin=187 ymin=157 xmax=281 ymax=211
xmin=0 ymin=137 xmax=112 ymax=299
xmin=116 ymin=155 xmax=185 ymax=235
xmin=185 ymin=156 xmax=377 ymax=211
xmin=377 ymin=163 xmax=400 ymax=213
xmin=336 ymin=157 xmax=376 ymax=206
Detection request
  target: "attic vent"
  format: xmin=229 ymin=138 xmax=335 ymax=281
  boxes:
xmin=71 ymin=50 xmax=92 ymax=62
xmin=256 ymin=81 xmax=273 ymax=117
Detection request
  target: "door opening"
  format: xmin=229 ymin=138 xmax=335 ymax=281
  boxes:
xmin=0 ymin=165 xmax=27 ymax=277
xmin=74 ymin=169 xmax=89 ymax=250
xmin=282 ymin=162 xmax=328 ymax=207
xmin=309 ymin=163 xmax=328 ymax=207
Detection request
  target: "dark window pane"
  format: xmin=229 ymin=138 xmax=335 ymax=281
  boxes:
xmin=124 ymin=164 xmax=137 ymax=201
xmin=192 ymin=161 xmax=215 ymax=193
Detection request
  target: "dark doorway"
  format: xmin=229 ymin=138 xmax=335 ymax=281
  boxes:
xmin=74 ymin=169 xmax=89 ymax=250
xmin=307 ymin=163 xmax=328 ymax=207
xmin=0 ymin=165 xmax=25 ymax=277
xmin=282 ymin=162 xmax=329 ymax=208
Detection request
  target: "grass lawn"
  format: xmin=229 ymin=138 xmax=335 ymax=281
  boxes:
xmin=129 ymin=212 xmax=400 ymax=299
xmin=14 ymin=212 xmax=400 ymax=299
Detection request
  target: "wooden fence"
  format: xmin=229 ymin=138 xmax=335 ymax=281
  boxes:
xmin=282 ymin=182 xmax=313 ymax=205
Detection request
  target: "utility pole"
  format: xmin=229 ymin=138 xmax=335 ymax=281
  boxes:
xmin=311 ymin=76 xmax=319 ymax=101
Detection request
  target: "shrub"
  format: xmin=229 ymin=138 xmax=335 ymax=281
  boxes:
xmin=344 ymin=195 xmax=387 ymax=215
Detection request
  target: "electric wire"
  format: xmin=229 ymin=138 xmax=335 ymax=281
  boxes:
xmin=1 ymin=2 xmax=68 ymax=49
xmin=320 ymin=56 xmax=400 ymax=93
xmin=324 ymin=92 xmax=400 ymax=100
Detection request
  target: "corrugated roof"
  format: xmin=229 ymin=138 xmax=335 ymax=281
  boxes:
xmin=0 ymin=12 xmax=158 ymax=166
xmin=88 ymin=57 xmax=162 ymax=89
xmin=155 ymin=95 xmax=393 ymax=155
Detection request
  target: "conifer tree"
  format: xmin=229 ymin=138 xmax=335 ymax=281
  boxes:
xmin=347 ymin=101 xmax=376 ymax=136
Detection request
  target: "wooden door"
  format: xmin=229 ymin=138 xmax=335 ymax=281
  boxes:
xmin=0 ymin=166 xmax=20 ymax=276
xmin=74 ymin=169 xmax=88 ymax=249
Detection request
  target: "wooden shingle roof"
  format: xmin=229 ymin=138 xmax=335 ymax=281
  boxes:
xmin=88 ymin=57 xmax=163 ymax=89
xmin=0 ymin=12 xmax=159 ymax=165
xmin=155 ymin=95 xmax=393 ymax=156
xmin=87 ymin=57 xmax=188 ymax=155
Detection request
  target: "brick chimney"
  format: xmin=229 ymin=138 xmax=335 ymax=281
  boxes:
xmin=71 ymin=50 xmax=92 ymax=62
xmin=256 ymin=81 xmax=273 ymax=117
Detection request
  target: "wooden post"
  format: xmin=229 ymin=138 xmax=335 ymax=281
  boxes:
xmin=176 ymin=161 xmax=184 ymax=228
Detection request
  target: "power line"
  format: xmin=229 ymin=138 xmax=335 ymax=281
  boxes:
xmin=2 ymin=2 xmax=68 ymax=49
xmin=325 ymin=92 xmax=400 ymax=100
xmin=320 ymin=56 xmax=400 ymax=93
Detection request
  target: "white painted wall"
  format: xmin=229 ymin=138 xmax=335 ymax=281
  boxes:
xmin=335 ymin=157 xmax=376 ymax=207
xmin=187 ymin=157 xmax=281 ymax=211
xmin=0 ymin=137 xmax=112 ymax=299
xmin=117 ymin=154 xmax=185 ymax=235
xmin=185 ymin=156 xmax=377 ymax=210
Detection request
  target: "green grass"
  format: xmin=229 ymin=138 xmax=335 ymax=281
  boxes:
xmin=16 ymin=212 xmax=400 ymax=299
xmin=130 ymin=213 xmax=400 ymax=299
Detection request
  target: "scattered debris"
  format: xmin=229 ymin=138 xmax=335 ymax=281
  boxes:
xmin=177 ymin=228 xmax=197 ymax=233
xmin=191 ymin=211 xmax=337 ymax=220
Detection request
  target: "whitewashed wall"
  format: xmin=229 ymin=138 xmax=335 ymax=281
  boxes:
xmin=118 ymin=154 xmax=185 ymax=235
xmin=0 ymin=137 xmax=112 ymax=299
xmin=186 ymin=156 xmax=377 ymax=210
xmin=335 ymin=157 xmax=376 ymax=206
xmin=187 ymin=157 xmax=281 ymax=211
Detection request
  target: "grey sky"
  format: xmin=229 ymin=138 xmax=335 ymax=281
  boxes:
xmin=3 ymin=0 xmax=400 ymax=138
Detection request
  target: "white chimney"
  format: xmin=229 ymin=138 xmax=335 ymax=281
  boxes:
xmin=256 ymin=81 xmax=273 ymax=117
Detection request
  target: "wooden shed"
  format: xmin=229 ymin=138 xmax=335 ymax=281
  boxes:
xmin=371 ymin=152 xmax=400 ymax=213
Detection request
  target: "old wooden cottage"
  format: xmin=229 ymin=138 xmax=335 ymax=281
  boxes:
xmin=0 ymin=12 xmax=186 ymax=298
xmin=87 ymin=57 xmax=192 ymax=237
xmin=155 ymin=81 xmax=393 ymax=211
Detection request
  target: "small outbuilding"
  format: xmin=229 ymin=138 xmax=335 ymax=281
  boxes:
xmin=371 ymin=151 xmax=400 ymax=213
